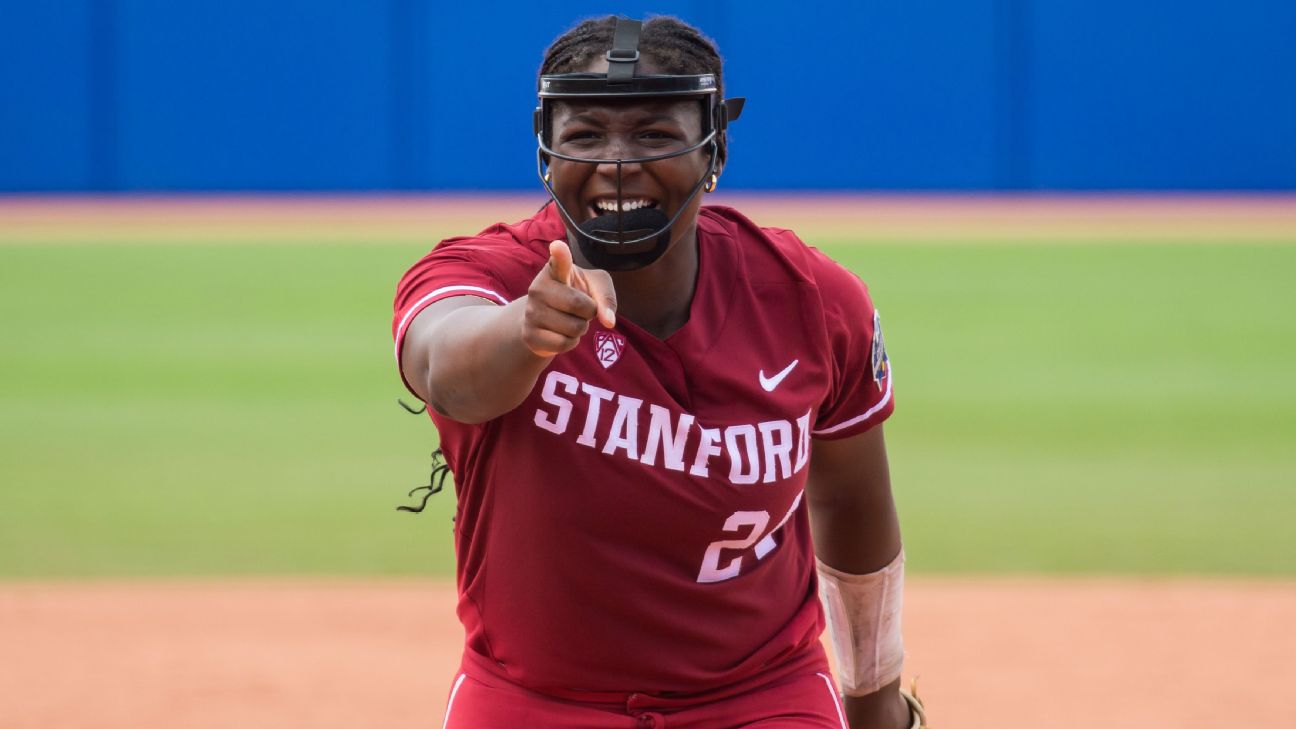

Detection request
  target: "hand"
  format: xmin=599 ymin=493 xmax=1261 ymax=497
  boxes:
xmin=521 ymin=240 xmax=618 ymax=357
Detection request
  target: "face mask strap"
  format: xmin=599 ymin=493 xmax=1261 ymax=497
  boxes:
xmin=605 ymin=18 xmax=642 ymax=83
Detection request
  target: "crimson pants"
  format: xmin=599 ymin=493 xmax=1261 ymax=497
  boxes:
xmin=442 ymin=662 xmax=848 ymax=729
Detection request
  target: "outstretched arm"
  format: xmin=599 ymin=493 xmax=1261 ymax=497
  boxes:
xmin=807 ymin=425 xmax=912 ymax=729
xmin=399 ymin=240 xmax=617 ymax=424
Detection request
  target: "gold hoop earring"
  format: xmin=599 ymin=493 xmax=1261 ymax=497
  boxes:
xmin=704 ymin=173 xmax=718 ymax=193
xmin=543 ymin=169 xmax=552 ymax=183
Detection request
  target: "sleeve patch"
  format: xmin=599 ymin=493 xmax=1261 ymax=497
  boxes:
xmin=871 ymin=310 xmax=890 ymax=392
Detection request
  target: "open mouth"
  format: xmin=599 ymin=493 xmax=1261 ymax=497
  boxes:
xmin=578 ymin=200 xmax=670 ymax=253
xmin=588 ymin=197 xmax=660 ymax=219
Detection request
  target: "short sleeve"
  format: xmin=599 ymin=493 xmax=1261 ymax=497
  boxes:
xmin=809 ymin=250 xmax=894 ymax=439
xmin=391 ymin=238 xmax=518 ymax=396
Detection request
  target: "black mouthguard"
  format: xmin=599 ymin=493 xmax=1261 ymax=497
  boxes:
xmin=575 ymin=207 xmax=674 ymax=271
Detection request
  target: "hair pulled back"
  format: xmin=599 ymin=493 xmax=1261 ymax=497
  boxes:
xmin=540 ymin=15 xmax=724 ymax=96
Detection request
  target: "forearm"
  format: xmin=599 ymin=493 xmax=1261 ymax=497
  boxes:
xmin=817 ymin=542 xmax=910 ymax=729
xmin=806 ymin=428 xmax=912 ymax=728
xmin=415 ymin=299 xmax=552 ymax=423
xmin=807 ymin=484 xmax=901 ymax=574
xmin=809 ymin=493 xmax=908 ymax=728
xmin=401 ymin=242 xmax=616 ymax=423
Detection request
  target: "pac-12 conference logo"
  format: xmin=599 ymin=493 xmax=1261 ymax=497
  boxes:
xmin=871 ymin=310 xmax=889 ymax=391
xmin=595 ymin=331 xmax=626 ymax=368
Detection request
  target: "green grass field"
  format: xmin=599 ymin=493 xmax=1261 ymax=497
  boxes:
xmin=2 ymin=238 xmax=1293 ymax=578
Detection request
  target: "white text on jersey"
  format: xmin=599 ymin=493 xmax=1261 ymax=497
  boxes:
xmin=533 ymin=370 xmax=812 ymax=485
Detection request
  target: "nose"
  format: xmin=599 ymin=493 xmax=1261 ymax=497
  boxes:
xmin=594 ymin=140 xmax=644 ymax=181
xmin=596 ymin=158 xmax=642 ymax=180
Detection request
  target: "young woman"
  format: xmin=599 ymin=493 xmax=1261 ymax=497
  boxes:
xmin=393 ymin=16 xmax=924 ymax=729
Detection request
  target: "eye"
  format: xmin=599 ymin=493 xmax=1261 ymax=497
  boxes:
xmin=560 ymin=130 xmax=600 ymax=144
xmin=639 ymin=129 xmax=681 ymax=145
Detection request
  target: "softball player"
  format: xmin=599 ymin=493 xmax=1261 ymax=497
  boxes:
xmin=393 ymin=16 xmax=925 ymax=729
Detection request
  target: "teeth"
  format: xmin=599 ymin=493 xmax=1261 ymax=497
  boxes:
xmin=594 ymin=199 xmax=655 ymax=213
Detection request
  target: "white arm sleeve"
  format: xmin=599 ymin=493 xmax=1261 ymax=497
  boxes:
xmin=816 ymin=549 xmax=905 ymax=696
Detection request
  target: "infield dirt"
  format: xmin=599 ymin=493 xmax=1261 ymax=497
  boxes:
xmin=2 ymin=193 xmax=1294 ymax=244
xmin=3 ymin=578 xmax=1293 ymax=729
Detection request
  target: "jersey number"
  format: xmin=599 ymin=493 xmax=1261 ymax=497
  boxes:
xmin=696 ymin=510 xmax=769 ymax=583
xmin=695 ymin=492 xmax=804 ymax=584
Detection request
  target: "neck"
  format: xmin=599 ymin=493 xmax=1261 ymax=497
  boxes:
xmin=577 ymin=228 xmax=699 ymax=340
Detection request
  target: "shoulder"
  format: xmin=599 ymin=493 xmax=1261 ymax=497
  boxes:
xmin=698 ymin=205 xmax=813 ymax=283
xmin=699 ymin=205 xmax=879 ymax=346
xmin=698 ymin=204 xmax=865 ymax=297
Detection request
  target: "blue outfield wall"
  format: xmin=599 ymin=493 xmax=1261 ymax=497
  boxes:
xmin=2 ymin=0 xmax=1293 ymax=192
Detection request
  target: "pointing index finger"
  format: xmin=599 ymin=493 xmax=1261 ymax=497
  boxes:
xmin=548 ymin=240 xmax=574 ymax=285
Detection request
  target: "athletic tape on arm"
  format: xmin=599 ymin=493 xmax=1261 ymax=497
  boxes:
xmin=816 ymin=549 xmax=905 ymax=697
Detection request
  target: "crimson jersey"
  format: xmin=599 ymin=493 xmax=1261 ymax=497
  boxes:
xmin=392 ymin=202 xmax=893 ymax=696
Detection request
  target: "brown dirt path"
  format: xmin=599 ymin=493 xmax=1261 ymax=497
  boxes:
xmin=1 ymin=193 xmax=1292 ymax=244
xmin=2 ymin=578 xmax=1293 ymax=728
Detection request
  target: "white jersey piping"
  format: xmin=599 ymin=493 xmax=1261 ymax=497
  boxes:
xmin=440 ymin=673 xmax=467 ymax=729
xmin=811 ymin=370 xmax=894 ymax=436
xmin=393 ymin=284 xmax=508 ymax=360
xmin=816 ymin=671 xmax=850 ymax=729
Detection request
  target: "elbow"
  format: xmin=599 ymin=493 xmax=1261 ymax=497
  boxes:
xmin=420 ymin=374 xmax=483 ymax=424
xmin=421 ymin=369 xmax=511 ymax=425
xmin=435 ymin=401 xmax=492 ymax=425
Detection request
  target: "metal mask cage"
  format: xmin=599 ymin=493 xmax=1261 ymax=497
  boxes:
xmin=534 ymin=73 xmax=741 ymax=154
xmin=531 ymin=17 xmax=746 ymax=251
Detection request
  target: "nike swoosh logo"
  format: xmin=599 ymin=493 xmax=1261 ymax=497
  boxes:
xmin=759 ymin=359 xmax=800 ymax=392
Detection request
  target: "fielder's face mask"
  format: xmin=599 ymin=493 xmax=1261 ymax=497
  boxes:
xmin=535 ymin=18 xmax=745 ymax=271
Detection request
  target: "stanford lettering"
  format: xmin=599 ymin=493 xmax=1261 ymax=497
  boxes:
xmin=532 ymin=369 xmax=812 ymax=485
